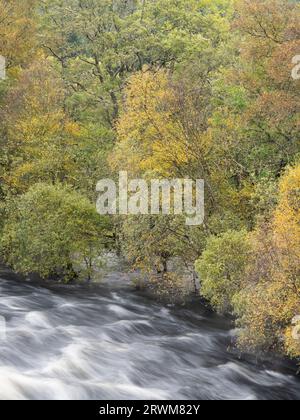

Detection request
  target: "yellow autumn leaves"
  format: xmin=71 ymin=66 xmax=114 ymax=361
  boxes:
xmin=236 ymin=163 xmax=300 ymax=356
xmin=111 ymin=68 xmax=211 ymax=178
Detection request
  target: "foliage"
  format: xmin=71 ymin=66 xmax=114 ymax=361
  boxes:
xmin=234 ymin=163 xmax=300 ymax=356
xmin=0 ymin=0 xmax=299 ymax=359
xmin=0 ymin=0 xmax=37 ymax=69
xmin=1 ymin=184 xmax=111 ymax=282
xmin=195 ymin=230 xmax=251 ymax=313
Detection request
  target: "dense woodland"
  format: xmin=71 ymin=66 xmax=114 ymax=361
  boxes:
xmin=0 ymin=0 xmax=299 ymax=360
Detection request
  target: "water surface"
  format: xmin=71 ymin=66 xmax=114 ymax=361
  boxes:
xmin=0 ymin=268 xmax=299 ymax=400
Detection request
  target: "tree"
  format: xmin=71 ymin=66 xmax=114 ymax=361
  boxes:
xmin=0 ymin=0 xmax=37 ymax=70
xmin=195 ymin=230 xmax=251 ymax=313
xmin=213 ymin=0 xmax=300 ymax=181
xmin=111 ymin=64 xmax=250 ymax=286
xmin=1 ymin=183 xmax=111 ymax=282
xmin=0 ymin=0 xmax=38 ymax=201
xmin=40 ymin=0 xmax=233 ymax=127
xmin=0 ymin=60 xmax=79 ymax=195
xmin=234 ymin=163 xmax=300 ymax=357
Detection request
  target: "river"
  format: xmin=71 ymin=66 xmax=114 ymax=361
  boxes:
xmin=0 ymin=266 xmax=299 ymax=400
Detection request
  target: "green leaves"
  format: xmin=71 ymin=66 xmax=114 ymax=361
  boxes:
xmin=195 ymin=230 xmax=251 ymax=313
xmin=1 ymin=183 xmax=111 ymax=282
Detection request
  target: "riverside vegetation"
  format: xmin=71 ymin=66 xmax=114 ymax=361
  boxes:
xmin=0 ymin=0 xmax=299 ymax=361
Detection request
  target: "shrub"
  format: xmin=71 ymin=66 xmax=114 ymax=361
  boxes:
xmin=195 ymin=230 xmax=251 ymax=313
xmin=1 ymin=183 xmax=111 ymax=282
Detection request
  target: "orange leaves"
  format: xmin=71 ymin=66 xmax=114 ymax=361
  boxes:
xmin=234 ymin=0 xmax=298 ymax=46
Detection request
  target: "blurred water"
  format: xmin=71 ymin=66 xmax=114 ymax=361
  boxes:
xmin=0 ymin=268 xmax=299 ymax=400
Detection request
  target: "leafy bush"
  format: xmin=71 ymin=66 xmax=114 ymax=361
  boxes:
xmin=1 ymin=183 xmax=111 ymax=282
xmin=195 ymin=230 xmax=251 ymax=313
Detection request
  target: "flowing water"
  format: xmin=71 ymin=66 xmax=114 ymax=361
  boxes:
xmin=0 ymin=266 xmax=299 ymax=400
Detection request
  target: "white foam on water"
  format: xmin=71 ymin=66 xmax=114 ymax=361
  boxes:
xmin=25 ymin=311 xmax=51 ymax=329
xmin=1 ymin=273 xmax=300 ymax=400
